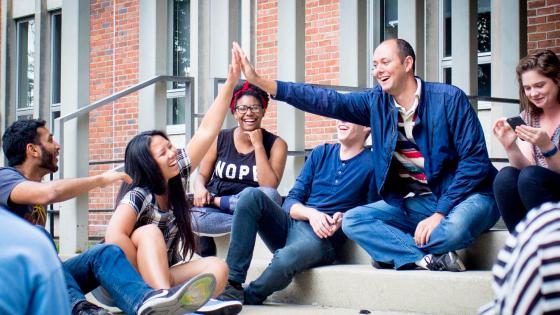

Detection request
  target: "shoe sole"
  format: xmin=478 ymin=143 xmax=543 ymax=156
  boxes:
xmin=197 ymin=301 xmax=243 ymax=315
xmin=138 ymin=273 xmax=216 ymax=315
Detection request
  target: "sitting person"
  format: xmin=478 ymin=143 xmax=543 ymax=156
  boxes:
xmin=479 ymin=202 xmax=560 ymax=314
xmin=104 ymin=57 xmax=243 ymax=315
xmin=0 ymin=206 xmax=69 ymax=315
xmin=0 ymin=119 xmax=216 ymax=315
xmin=218 ymin=120 xmax=377 ymax=305
xmin=493 ymin=49 xmax=560 ymax=232
xmin=232 ymin=39 xmax=499 ymax=271
xmin=192 ymin=81 xmax=287 ymax=256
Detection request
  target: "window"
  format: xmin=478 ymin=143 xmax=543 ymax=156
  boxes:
xmin=477 ymin=0 xmax=491 ymax=97
xmin=167 ymin=0 xmax=190 ymax=126
xmin=439 ymin=0 xmax=492 ymax=97
xmin=380 ymin=0 xmax=398 ymax=41
xmin=51 ymin=12 xmax=62 ymax=127
xmin=16 ymin=18 xmax=35 ymax=120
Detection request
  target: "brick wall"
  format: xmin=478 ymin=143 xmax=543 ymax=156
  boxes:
xmin=527 ymin=0 xmax=560 ymax=54
xmin=257 ymin=0 xmax=340 ymax=148
xmin=255 ymin=0 xmax=278 ymax=136
xmin=303 ymin=0 xmax=339 ymax=148
xmin=88 ymin=0 xmax=139 ymax=238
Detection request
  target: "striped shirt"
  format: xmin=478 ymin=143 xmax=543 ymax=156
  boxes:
xmin=120 ymin=148 xmax=191 ymax=266
xmin=479 ymin=202 xmax=560 ymax=315
xmin=393 ymin=78 xmax=431 ymax=195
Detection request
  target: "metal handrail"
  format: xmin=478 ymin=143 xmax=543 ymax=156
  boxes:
xmin=54 ymin=75 xmax=193 ymax=178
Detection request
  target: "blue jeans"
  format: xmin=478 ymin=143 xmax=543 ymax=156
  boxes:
xmin=342 ymin=193 xmax=499 ymax=268
xmin=192 ymin=187 xmax=282 ymax=235
xmin=63 ymin=244 xmax=152 ymax=314
xmin=227 ymin=188 xmax=346 ymax=304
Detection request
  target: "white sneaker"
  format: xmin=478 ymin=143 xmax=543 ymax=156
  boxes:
xmin=196 ymin=298 xmax=242 ymax=315
xmin=137 ymin=273 xmax=215 ymax=315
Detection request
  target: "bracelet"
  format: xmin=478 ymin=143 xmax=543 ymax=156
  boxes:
xmin=542 ymin=145 xmax=558 ymax=158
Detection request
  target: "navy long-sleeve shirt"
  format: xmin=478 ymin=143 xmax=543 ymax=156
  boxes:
xmin=282 ymin=143 xmax=378 ymax=216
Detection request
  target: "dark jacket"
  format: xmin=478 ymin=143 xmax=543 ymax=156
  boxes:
xmin=274 ymin=79 xmax=496 ymax=215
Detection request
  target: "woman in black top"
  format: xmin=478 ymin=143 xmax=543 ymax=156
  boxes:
xmin=192 ymin=82 xmax=287 ymax=255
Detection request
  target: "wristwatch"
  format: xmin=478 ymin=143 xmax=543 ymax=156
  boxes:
xmin=542 ymin=145 xmax=558 ymax=158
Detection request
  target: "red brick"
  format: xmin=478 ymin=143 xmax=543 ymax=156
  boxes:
xmin=528 ymin=0 xmax=546 ymax=9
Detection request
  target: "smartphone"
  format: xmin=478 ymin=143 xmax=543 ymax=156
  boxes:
xmin=506 ymin=116 xmax=526 ymax=130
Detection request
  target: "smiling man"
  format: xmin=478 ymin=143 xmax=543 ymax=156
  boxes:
xmin=217 ymin=120 xmax=377 ymax=305
xmin=0 ymin=119 xmax=216 ymax=315
xmin=232 ymin=38 xmax=499 ymax=271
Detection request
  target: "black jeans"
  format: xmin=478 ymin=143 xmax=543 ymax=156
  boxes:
xmin=494 ymin=165 xmax=560 ymax=232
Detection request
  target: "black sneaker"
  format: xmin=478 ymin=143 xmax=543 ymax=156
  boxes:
xmin=137 ymin=273 xmax=216 ymax=315
xmin=72 ymin=301 xmax=113 ymax=315
xmin=370 ymin=260 xmax=394 ymax=269
xmin=424 ymin=252 xmax=466 ymax=272
xmin=217 ymin=283 xmax=244 ymax=304
xmin=196 ymin=298 xmax=242 ymax=315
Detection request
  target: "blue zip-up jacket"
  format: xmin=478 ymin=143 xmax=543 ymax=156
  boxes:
xmin=274 ymin=79 xmax=497 ymax=215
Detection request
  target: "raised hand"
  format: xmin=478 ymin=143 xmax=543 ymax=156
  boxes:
xmin=492 ymin=117 xmax=517 ymax=150
xmin=226 ymin=47 xmax=241 ymax=86
xmin=232 ymin=42 xmax=259 ymax=83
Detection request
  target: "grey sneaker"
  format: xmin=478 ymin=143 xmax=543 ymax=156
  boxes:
xmin=196 ymin=298 xmax=242 ymax=315
xmin=138 ymin=273 xmax=215 ymax=315
xmin=424 ymin=252 xmax=466 ymax=272
xmin=217 ymin=283 xmax=244 ymax=303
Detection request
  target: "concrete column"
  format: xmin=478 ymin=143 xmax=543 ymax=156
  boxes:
xmin=33 ymin=0 xmax=50 ymax=120
xmin=209 ymin=0 xmax=240 ymax=129
xmin=339 ymin=0 xmax=367 ymax=87
xmin=240 ymin=0 xmax=254 ymax=60
xmin=276 ymin=0 xmax=305 ymax=195
xmin=489 ymin=0 xmax=525 ymax=159
xmin=138 ymin=0 xmax=167 ymax=132
xmin=451 ymin=0 xmax=477 ymax=104
xmin=424 ymin=0 xmax=439 ymax=82
xmin=59 ymin=0 xmax=89 ymax=254
xmin=0 ymin=0 xmax=15 ymax=166
xmin=398 ymin=0 xmax=425 ymax=78
xmin=191 ymin=0 xmax=208 ymax=124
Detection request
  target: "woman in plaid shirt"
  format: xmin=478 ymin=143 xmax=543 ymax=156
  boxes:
xmin=103 ymin=51 xmax=244 ymax=315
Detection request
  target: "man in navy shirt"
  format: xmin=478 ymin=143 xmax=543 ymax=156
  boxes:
xmin=231 ymin=39 xmax=499 ymax=272
xmin=218 ymin=120 xmax=377 ymax=304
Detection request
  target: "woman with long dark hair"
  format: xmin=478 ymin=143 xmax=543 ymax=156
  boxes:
xmin=493 ymin=49 xmax=560 ymax=232
xmin=103 ymin=54 xmax=243 ymax=314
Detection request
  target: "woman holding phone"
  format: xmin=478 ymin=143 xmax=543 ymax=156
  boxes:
xmin=493 ymin=49 xmax=560 ymax=232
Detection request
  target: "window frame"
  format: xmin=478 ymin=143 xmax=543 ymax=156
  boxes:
xmin=15 ymin=17 xmax=35 ymax=121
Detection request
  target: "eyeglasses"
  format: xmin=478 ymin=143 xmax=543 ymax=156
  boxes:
xmin=235 ymin=104 xmax=263 ymax=114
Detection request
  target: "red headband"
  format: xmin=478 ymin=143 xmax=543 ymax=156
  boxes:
xmin=230 ymin=81 xmax=268 ymax=113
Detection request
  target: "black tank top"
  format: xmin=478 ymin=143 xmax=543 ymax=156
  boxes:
xmin=206 ymin=128 xmax=278 ymax=196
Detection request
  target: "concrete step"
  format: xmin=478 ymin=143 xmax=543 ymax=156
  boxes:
xmin=243 ymin=304 xmax=424 ymax=315
xmin=244 ymin=260 xmax=492 ymax=315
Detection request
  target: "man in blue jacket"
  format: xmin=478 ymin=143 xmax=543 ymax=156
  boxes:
xmin=232 ymin=38 xmax=499 ymax=271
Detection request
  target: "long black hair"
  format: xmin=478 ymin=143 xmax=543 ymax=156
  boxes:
xmin=116 ymin=130 xmax=195 ymax=259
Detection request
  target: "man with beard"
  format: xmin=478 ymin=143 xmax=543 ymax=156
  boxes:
xmin=0 ymin=119 xmax=217 ymax=315
xmin=0 ymin=119 xmax=128 ymax=226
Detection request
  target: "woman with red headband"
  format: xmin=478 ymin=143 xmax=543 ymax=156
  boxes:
xmin=192 ymin=81 xmax=288 ymax=256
